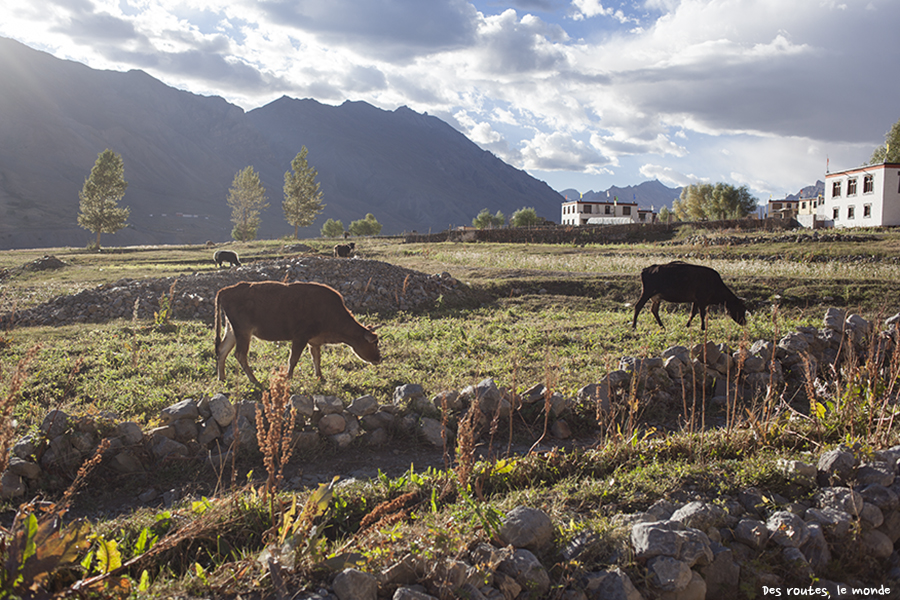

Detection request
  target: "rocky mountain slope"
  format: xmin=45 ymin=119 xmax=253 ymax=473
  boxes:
xmin=0 ymin=37 xmax=564 ymax=249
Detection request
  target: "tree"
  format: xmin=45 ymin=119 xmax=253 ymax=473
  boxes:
xmin=658 ymin=206 xmax=673 ymax=223
xmin=283 ymin=147 xmax=325 ymax=238
xmin=77 ymin=149 xmax=129 ymax=250
xmin=869 ymin=117 xmax=900 ymax=164
xmin=349 ymin=213 xmax=382 ymax=236
xmin=321 ymin=218 xmax=345 ymax=237
xmin=227 ymin=166 xmax=268 ymax=241
xmin=510 ymin=207 xmax=540 ymax=227
xmin=472 ymin=208 xmax=505 ymax=229
xmin=672 ymin=183 xmax=756 ymax=221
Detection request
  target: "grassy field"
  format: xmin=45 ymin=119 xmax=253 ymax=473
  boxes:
xmin=1 ymin=230 xmax=899 ymax=598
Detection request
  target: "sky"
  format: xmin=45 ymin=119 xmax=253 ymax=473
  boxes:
xmin=1 ymin=0 xmax=898 ymax=201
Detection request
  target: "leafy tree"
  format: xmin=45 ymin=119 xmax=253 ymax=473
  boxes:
xmin=510 ymin=207 xmax=540 ymax=227
xmin=869 ymin=117 xmax=900 ymax=164
xmin=283 ymin=147 xmax=325 ymax=238
xmin=472 ymin=208 xmax=505 ymax=229
xmin=672 ymin=183 xmax=756 ymax=221
xmin=321 ymin=218 xmax=345 ymax=237
xmin=77 ymin=149 xmax=129 ymax=250
xmin=227 ymin=166 xmax=268 ymax=241
xmin=349 ymin=213 xmax=382 ymax=236
xmin=658 ymin=206 xmax=673 ymax=223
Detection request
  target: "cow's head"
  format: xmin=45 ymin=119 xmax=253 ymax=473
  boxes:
xmin=353 ymin=326 xmax=381 ymax=365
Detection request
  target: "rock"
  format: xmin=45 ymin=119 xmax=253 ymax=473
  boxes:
xmin=498 ymin=506 xmax=554 ymax=552
xmin=734 ymin=518 xmax=768 ymax=551
xmin=160 ymin=399 xmax=199 ymax=424
xmin=348 ymin=395 xmax=379 ymax=417
xmin=116 ymin=422 xmax=144 ymax=445
xmin=109 ymin=451 xmax=144 ymax=474
xmin=632 ymin=521 xmax=684 ymax=560
xmin=778 ymin=458 xmax=817 ymax=488
xmin=7 ymin=457 xmax=41 ymax=480
xmin=551 ymin=419 xmax=572 ymax=439
xmin=392 ymin=588 xmax=437 ymax=600
xmin=861 ymin=484 xmax=900 ymax=513
xmin=151 ymin=437 xmax=188 ymax=460
xmin=699 ymin=543 xmax=739 ymax=599
xmin=859 ymin=502 xmax=884 ymax=529
xmin=41 ymin=409 xmax=69 ymax=438
xmin=498 ymin=548 xmax=550 ymax=597
xmin=860 ymin=529 xmax=893 ymax=559
xmin=418 ymin=417 xmax=448 ymax=448
xmin=12 ymin=435 xmax=37 ymax=460
xmin=209 ymin=394 xmax=236 ymax=427
xmin=315 ymin=395 xmax=344 ymax=415
xmin=581 ymin=567 xmax=643 ymax=600
xmin=198 ymin=419 xmax=222 ymax=446
xmin=432 ymin=390 xmax=464 ymax=412
xmin=856 ymin=462 xmax=895 ymax=487
xmin=657 ymin=570 xmax=706 ymax=600
xmin=799 ymin=522 xmax=830 ymax=572
xmin=1 ymin=471 xmax=25 ymax=499
xmin=670 ymin=501 xmax=726 ymax=531
xmin=817 ymin=449 xmax=856 ymax=486
xmin=173 ymin=418 xmax=198 ymax=443
xmin=823 ymin=308 xmax=846 ymax=332
xmin=577 ymin=384 xmax=611 ymax=414
xmin=647 ymin=556 xmax=691 ymax=592
xmin=291 ymin=395 xmax=315 ymax=418
xmin=319 ymin=414 xmax=346 ymax=436
xmin=805 ymin=507 xmax=853 ymax=539
xmin=766 ymin=511 xmax=809 ymax=548
xmin=333 ymin=568 xmax=378 ymax=600
xmin=814 ymin=487 xmax=864 ymax=514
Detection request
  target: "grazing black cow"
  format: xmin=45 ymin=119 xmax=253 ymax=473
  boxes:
xmin=632 ymin=261 xmax=747 ymax=330
xmin=214 ymin=249 xmax=241 ymax=267
xmin=333 ymin=242 xmax=355 ymax=258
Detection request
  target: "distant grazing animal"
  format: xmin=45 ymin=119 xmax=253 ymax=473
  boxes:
xmin=631 ymin=261 xmax=747 ymax=330
xmin=214 ymin=249 xmax=241 ymax=267
xmin=215 ymin=281 xmax=381 ymax=386
xmin=333 ymin=242 xmax=355 ymax=258
xmin=206 ymin=240 xmax=215 ymax=247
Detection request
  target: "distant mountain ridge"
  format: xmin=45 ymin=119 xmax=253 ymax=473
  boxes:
xmin=0 ymin=37 xmax=563 ymax=249
xmin=559 ymin=180 xmax=683 ymax=210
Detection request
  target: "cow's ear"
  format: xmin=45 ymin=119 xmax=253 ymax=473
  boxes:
xmin=365 ymin=331 xmax=378 ymax=344
xmin=367 ymin=324 xmax=381 ymax=332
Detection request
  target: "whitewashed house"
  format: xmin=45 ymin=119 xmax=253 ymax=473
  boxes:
xmin=823 ymin=163 xmax=900 ymax=227
xmin=560 ymin=198 xmax=645 ymax=225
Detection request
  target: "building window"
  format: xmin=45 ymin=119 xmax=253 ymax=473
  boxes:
xmin=623 ymin=206 xmax=632 ymax=216
xmin=833 ymin=207 xmax=840 ymax=219
xmin=864 ymin=204 xmax=872 ymax=218
xmin=864 ymin=175 xmax=874 ymax=193
xmin=848 ymin=178 xmax=857 ymax=196
xmin=832 ymin=181 xmax=842 ymax=197
xmin=604 ymin=205 xmax=611 ymax=214
xmin=848 ymin=206 xmax=855 ymax=219
xmin=584 ymin=205 xmax=592 ymax=214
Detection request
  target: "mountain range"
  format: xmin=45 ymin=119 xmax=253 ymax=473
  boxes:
xmin=0 ymin=37 xmax=569 ymax=249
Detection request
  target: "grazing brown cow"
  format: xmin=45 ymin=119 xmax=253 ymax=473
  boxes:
xmin=214 ymin=249 xmax=241 ymax=267
xmin=333 ymin=242 xmax=355 ymax=258
xmin=215 ymin=281 xmax=381 ymax=386
xmin=632 ymin=261 xmax=747 ymax=330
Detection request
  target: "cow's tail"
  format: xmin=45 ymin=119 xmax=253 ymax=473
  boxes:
xmin=214 ymin=290 xmax=223 ymax=357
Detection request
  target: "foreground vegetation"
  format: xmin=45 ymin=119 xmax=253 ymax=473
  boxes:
xmin=1 ymin=230 xmax=900 ymax=598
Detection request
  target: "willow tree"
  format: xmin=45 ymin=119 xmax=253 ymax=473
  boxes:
xmin=227 ymin=166 xmax=268 ymax=241
xmin=77 ymin=149 xmax=129 ymax=250
xmin=283 ymin=146 xmax=325 ymax=238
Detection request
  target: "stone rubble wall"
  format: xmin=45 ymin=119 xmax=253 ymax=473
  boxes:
xmin=0 ymin=255 xmax=463 ymax=327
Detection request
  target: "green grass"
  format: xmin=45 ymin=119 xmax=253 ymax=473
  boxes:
xmin=1 ymin=232 xmax=899 ymax=598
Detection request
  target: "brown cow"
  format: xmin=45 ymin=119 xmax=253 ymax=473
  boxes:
xmin=215 ymin=281 xmax=381 ymax=386
xmin=632 ymin=261 xmax=747 ymax=330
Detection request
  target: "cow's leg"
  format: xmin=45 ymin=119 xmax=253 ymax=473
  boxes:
xmin=699 ymin=305 xmax=708 ymax=330
xmin=650 ymin=298 xmax=666 ymax=328
xmin=631 ymin=292 xmax=652 ymax=328
xmin=216 ymin=325 xmax=237 ymax=381
xmin=686 ymin=303 xmax=699 ymax=327
xmin=288 ymin=339 xmax=308 ymax=379
xmin=233 ymin=333 xmax=262 ymax=387
xmin=309 ymin=344 xmax=325 ymax=381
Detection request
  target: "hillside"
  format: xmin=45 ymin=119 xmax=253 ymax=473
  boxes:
xmin=0 ymin=37 xmax=563 ymax=249
xmin=559 ymin=179 xmax=682 ymax=210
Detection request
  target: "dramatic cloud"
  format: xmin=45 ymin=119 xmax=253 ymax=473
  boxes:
xmin=0 ymin=0 xmax=897 ymax=200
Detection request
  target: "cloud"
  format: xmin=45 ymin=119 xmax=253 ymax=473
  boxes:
xmin=255 ymin=0 xmax=479 ymax=60
xmin=521 ymin=131 xmax=612 ymax=172
xmin=639 ymin=164 xmax=698 ymax=188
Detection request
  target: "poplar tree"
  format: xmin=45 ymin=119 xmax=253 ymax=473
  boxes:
xmin=228 ymin=166 xmax=268 ymax=241
xmin=869 ymin=117 xmax=900 ymax=164
xmin=283 ymin=146 xmax=325 ymax=238
xmin=77 ymin=149 xmax=129 ymax=250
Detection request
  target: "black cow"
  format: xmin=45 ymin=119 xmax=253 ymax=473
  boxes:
xmin=214 ymin=250 xmax=241 ymax=267
xmin=632 ymin=261 xmax=747 ymax=330
xmin=333 ymin=243 xmax=355 ymax=258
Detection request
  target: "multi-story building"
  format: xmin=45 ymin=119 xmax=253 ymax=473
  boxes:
xmin=560 ymin=198 xmax=647 ymax=225
xmin=822 ymin=163 xmax=900 ymax=227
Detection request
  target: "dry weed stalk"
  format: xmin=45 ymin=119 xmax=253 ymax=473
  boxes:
xmin=0 ymin=347 xmax=38 ymax=482
xmin=255 ymin=367 xmax=297 ymax=504
xmin=455 ymin=403 xmax=481 ymax=490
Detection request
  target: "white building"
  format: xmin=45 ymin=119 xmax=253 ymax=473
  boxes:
xmin=561 ymin=198 xmax=653 ymax=226
xmin=823 ymin=163 xmax=900 ymax=227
